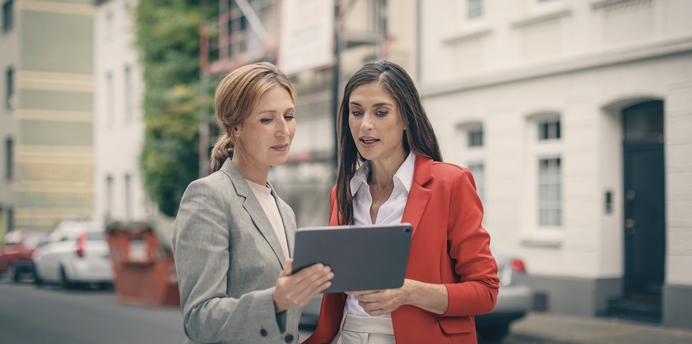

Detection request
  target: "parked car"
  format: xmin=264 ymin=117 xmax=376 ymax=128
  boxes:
xmin=475 ymin=255 xmax=532 ymax=340
xmin=0 ymin=229 xmax=47 ymax=282
xmin=32 ymin=221 xmax=113 ymax=288
xmin=299 ymin=255 xmax=532 ymax=341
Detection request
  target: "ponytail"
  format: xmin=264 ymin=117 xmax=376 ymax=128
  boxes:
xmin=210 ymin=134 xmax=233 ymax=173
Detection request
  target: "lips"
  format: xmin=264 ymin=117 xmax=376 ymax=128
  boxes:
xmin=359 ymin=136 xmax=379 ymax=144
xmin=272 ymin=144 xmax=289 ymax=151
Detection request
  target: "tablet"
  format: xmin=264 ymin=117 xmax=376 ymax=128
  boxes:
xmin=291 ymin=223 xmax=412 ymax=293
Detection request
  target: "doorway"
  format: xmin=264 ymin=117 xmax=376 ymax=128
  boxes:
xmin=622 ymin=100 xmax=666 ymax=318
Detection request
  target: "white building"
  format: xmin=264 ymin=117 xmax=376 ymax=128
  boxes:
xmin=420 ymin=0 xmax=692 ymax=328
xmin=93 ymin=0 xmax=153 ymax=223
xmin=420 ymin=0 xmax=692 ymax=327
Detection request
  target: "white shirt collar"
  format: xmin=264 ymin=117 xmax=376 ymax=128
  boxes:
xmin=349 ymin=151 xmax=416 ymax=196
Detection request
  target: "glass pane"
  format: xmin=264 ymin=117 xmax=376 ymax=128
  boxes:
xmin=624 ymin=101 xmax=664 ymax=141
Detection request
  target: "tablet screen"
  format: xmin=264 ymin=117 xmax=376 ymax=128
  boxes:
xmin=292 ymin=224 xmax=412 ymax=293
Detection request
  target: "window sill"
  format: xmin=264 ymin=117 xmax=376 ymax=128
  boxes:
xmin=521 ymin=230 xmax=564 ymax=248
xmin=510 ymin=7 xmax=572 ymax=29
xmin=591 ymin=0 xmax=643 ymax=10
xmin=442 ymin=26 xmax=492 ymax=45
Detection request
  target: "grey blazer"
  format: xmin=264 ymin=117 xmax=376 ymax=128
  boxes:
xmin=172 ymin=159 xmax=299 ymax=344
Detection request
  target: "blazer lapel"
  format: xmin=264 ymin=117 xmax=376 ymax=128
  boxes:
xmin=402 ymin=156 xmax=433 ymax=237
xmin=220 ymin=159 xmax=287 ymax=268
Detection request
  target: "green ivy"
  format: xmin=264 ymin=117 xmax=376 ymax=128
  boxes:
xmin=134 ymin=0 xmax=201 ymax=217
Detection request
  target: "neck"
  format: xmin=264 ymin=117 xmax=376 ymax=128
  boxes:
xmin=369 ymin=149 xmax=408 ymax=190
xmin=232 ymin=151 xmax=269 ymax=186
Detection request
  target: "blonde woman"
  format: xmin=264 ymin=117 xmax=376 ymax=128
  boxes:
xmin=172 ymin=62 xmax=334 ymax=344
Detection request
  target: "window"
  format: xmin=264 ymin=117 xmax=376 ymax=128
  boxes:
xmin=5 ymin=137 xmax=12 ymax=181
xmin=124 ymin=65 xmax=132 ymax=123
xmin=538 ymin=119 xmax=560 ymax=140
xmin=106 ymin=72 xmax=114 ymax=125
xmin=124 ymin=174 xmax=132 ymax=221
xmin=2 ymin=0 xmax=12 ymax=33
xmin=467 ymin=0 xmax=483 ymax=19
xmin=5 ymin=66 xmax=13 ymax=109
xmin=468 ymin=162 xmax=485 ymax=203
xmin=468 ymin=128 xmax=484 ymax=147
xmin=538 ymin=157 xmax=561 ymax=227
xmin=106 ymin=175 xmax=113 ymax=221
xmin=6 ymin=207 xmax=13 ymax=232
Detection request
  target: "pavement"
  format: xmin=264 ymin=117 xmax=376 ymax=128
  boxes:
xmin=507 ymin=312 xmax=692 ymax=344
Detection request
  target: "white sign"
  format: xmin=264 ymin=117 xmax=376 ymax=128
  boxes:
xmin=278 ymin=0 xmax=335 ymax=75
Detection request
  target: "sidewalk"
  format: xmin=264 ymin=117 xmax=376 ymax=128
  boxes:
xmin=509 ymin=312 xmax=692 ymax=344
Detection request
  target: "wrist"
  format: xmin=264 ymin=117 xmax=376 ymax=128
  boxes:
xmin=272 ymin=290 xmax=286 ymax=313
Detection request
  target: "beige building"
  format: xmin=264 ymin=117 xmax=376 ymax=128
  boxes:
xmin=0 ymin=0 xmax=94 ymax=238
xmin=419 ymin=0 xmax=692 ymax=329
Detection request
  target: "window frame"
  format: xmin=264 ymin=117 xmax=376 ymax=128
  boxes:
xmin=2 ymin=0 xmax=13 ymax=33
xmin=5 ymin=66 xmax=14 ymax=109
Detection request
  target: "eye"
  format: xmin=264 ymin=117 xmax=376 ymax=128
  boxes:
xmin=376 ymin=111 xmax=388 ymax=117
xmin=350 ymin=110 xmax=363 ymax=117
xmin=284 ymin=114 xmax=295 ymax=121
xmin=260 ymin=118 xmax=272 ymax=124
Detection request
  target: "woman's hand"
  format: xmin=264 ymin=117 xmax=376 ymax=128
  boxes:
xmin=273 ymin=259 xmax=334 ymax=313
xmin=347 ymin=279 xmax=449 ymax=316
xmin=346 ymin=279 xmax=414 ymax=316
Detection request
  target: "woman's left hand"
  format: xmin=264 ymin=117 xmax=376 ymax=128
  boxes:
xmin=347 ymin=279 xmax=415 ymax=316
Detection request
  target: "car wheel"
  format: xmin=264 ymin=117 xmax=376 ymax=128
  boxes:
xmin=32 ymin=266 xmax=44 ymax=287
xmin=59 ymin=266 xmax=74 ymax=289
xmin=477 ymin=322 xmax=510 ymax=341
xmin=8 ymin=264 xmax=20 ymax=283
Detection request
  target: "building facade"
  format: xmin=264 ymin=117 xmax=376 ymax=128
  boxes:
xmin=419 ymin=0 xmax=692 ymax=329
xmin=93 ymin=0 xmax=153 ymax=223
xmin=0 ymin=0 xmax=95 ymax=238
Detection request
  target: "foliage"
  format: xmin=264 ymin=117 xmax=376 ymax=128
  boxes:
xmin=134 ymin=0 xmax=201 ymax=217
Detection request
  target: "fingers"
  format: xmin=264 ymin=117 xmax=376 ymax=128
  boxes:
xmin=279 ymin=258 xmax=294 ymax=277
xmin=275 ymin=262 xmax=334 ymax=309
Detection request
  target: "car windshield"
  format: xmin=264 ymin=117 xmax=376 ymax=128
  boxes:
xmin=23 ymin=234 xmax=46 ymax=248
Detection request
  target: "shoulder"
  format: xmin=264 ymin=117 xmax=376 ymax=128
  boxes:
xmin=430 ymin=161 xmax=472 ymax=181
xmin=183 ymin=170 xmax=232 ymax=200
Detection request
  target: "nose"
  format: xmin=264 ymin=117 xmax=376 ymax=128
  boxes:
xmin=276 ymin=117 xmax=290 ymax=138
xmin=360 ymin=112 xmax=374 ymax=131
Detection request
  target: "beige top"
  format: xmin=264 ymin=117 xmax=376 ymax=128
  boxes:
xmin=246 ymin=179 xmax=290 ymax=260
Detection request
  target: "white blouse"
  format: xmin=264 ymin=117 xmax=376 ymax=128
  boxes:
xmin=246 ymin=179 xmax=290 ymax=260
xmin=345 ymin=151 xmax=416 ymax=317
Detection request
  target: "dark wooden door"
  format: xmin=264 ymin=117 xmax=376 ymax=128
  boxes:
xmin=623 ymin=101 xmax=665 ymax=301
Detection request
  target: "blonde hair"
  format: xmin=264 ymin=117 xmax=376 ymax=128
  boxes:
xmin=210 ymin=62 xmax=296 ymax=172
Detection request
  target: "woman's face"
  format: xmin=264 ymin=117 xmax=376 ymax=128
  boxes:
xmin=233 ymin=85 xmax=296 ymax=169
xmin=348 ymin=82 xmax=406 ymax=162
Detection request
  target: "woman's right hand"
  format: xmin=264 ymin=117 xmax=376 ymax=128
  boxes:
xmin=273 ymin=259 xmax=333 ymax=313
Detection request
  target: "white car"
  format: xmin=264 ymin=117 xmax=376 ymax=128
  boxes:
xmin=32 ymin=221 xmax=113 ymax=288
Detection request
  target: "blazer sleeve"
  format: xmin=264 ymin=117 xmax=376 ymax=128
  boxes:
xmin=442 ymin=168 xmax=500 ymax=317
xmin=171 ymin=179 xmax=286 ymax=343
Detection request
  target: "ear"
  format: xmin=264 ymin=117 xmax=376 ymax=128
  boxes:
xmin=232 ymin=125 xmax=241 ymax=138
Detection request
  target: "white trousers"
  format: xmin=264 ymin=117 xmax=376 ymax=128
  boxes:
xmin=330 ymin=313 xmax=396 ymax=344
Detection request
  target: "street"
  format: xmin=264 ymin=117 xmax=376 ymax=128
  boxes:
xmin=0 ymin=279 xmax=551 ymax=344
xmin=0 ymin=281 xmax=185 ymax=344
xmin=4 ymin=279 xmax=692 ymax=344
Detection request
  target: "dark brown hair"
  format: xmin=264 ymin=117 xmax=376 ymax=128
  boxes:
xmin=336 ymin=60 xmax=442 ymax=225
xmin=210 ymin=62 xmax=295 ymax=172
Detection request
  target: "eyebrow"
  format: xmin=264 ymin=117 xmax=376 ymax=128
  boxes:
xmin=257 ymin=107 xmax=295 ymax=115
xmin=349 ymin=101 xmax=394 ymax=107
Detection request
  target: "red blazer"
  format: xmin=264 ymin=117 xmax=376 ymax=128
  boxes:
xmin=304 ymin=155 xmax=499 ymax=344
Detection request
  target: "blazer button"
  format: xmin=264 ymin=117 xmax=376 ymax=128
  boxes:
xmin=260 ymin=329 xmax=268 ymax=337
xmin=284 ymin=334 xmax=294 ymax=343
